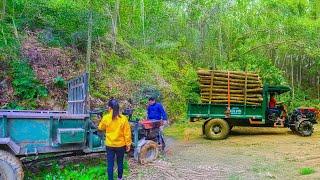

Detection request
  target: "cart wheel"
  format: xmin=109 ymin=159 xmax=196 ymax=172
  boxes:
xmin=204 ymin=119 xmax=230 ymax=140
xmin=0 ymin=150 xmax=24 ymax=180
xmin=297 ymin=121 xmax=313 ymax=136
xmin=138 ymin=141 xmax=159 ymax=164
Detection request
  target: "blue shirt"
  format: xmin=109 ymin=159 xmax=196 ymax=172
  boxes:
xmin=147 ymin=103 xmax=167 ymax=121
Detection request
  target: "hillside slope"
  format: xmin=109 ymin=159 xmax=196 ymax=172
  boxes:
xmin=0 ymin=0 xmax=319 ymax=120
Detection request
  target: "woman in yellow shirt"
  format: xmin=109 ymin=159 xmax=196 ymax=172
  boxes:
xmin=98 ymin=99 xmax=132 ymax=180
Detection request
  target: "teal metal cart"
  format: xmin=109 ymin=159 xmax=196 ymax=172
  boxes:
xmin=0 ymin=73 xmax=104 ymax=179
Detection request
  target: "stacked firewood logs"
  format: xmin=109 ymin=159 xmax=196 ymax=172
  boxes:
xmin=197 ymin=69 xmax=263 ymax=105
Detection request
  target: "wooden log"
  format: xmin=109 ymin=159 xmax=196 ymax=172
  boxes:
xmin=200 ymin=82 xmax=261 ymax=88
xmin=200 ymin=93 xmax=262 ymax=98
xmin=197 ymin=72 xmax=260 ymax=81
xmin=198 ymin=75 xmax=260 ymax=81
xmin=200 ymin=99 xmax=261 ymax=105
xmin=200 ymin=88 xmax=262 ymax=93
xmin=213 ymin=70 xmax=259 ymax=77
xmin=199 ymin=77 xmax=261 ymax=85
xmin=199 ymin=85 xmax=244 ymax=90
xmin=201 ymin=96 xmax=263 ymax=102
xmin=197 ymin=69 xmax=259 ymax=77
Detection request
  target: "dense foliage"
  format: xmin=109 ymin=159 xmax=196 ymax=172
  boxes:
xmin=0 ymin=0 xmax=319 ymax=113
xmin=24 ymin=160 xmax=129 ymax=179
xmin=0 ymin=0 xmax=319 ymax=178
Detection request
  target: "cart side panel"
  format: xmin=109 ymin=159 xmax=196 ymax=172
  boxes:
xmin=188 ymin=103 xmax=226 ymax=119
xmin=188 ymin=103 xmax=264 ymax=121
xmin=9 ymin=118 xmax=50 ymax=145
xmin=0 ymin=116 xmax=4 ymax=138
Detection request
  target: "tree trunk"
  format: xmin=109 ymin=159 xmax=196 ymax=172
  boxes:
xmin=299 ymin=55 xmax=303 ymax=87
xmin=291 ymin=55 xmax=294 ymax=99
xmin=86 ymin=6 xmax=93 ymax=110
xmin=1 ymin=0 xmax=6 ymax=20
xmin=106 ymin=1 xmax=119 ymax=52
xmin=218 ymin=20 xmax=223 ymax=67
xmin=141 ymin=0 xmax=146 ymax=46
xmin=295 ymin=55 xmax=299 ymax=88
xmin=317 ymin=76 xmax=320 ymax=100
xmin=116 ymin=0 xmax=120 ymax=29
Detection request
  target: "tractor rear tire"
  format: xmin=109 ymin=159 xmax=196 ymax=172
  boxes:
xmin=0 ymin=150 xmax=24 ymax=180
xmin=229 ymin=125 xmax=234 ymax=131
xmin=138 ymin=141 xmax=159 ymax=164
xmin=204 ymin=119 xmax=230 ymax=140
xmin=297 ymin=121 xmax=313 ymax=136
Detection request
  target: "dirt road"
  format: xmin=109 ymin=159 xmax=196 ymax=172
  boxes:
xmin=128 ymin=125 xmax=320 ymax=180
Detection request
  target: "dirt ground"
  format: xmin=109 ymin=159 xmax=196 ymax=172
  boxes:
xmin=128 ymin=125 xmax=320 ymax=180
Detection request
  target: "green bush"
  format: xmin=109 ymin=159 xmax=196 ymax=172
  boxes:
xmin=10 ymin=60 xmax=47 ymax=100
xmin=53 ymin=76 xmax=66 ymax=88
xmin=299 ymin=167 xmax=315 ymax=175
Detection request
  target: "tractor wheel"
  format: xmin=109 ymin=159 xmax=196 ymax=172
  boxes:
xmin=204 ymin=119 xmax=230 ymax=140
xmin=290 ymin=126 xmax=297 ymax=134
xmin=229 ymin=125 xmax=234 ymax=131
xmin=138 ymin=141 xmax=159 ymax=164
xmin=0 ymin=150 xmax=24 ymax=180
xmin=297 ymin=121 xmax=313 ymax=136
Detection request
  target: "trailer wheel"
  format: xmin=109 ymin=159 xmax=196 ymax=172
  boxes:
xmin=138 ymin=141 xmax=159 ymax=164
xmin=297 ymin=121 xmax=313 ymax=136
xmin=0 ymin=150 xmax=24 ymax=180
xmin=204 ymin=119 xmax=230 ymax=140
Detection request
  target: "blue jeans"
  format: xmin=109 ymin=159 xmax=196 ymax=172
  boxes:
xmin=106 ymin=146 xmax=126 ymax=180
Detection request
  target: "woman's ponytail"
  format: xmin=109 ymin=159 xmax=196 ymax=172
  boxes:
xmin=108 ymin=99 xmax=120 ymax=120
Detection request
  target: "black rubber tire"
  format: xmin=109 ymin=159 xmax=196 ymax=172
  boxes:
xmin=290 ymin=126 xmax=297 ymax=134
xmin=138 ymin=141 xmax=159 ymax=164
xmin=0 ymin=150 xmax=24 ymax=180
xmin=297 ymin=121 xmax=314 ymax=136
xmin=229 ymin=125 xmax=234 ymax=131
xmin=204 ymin=119 xmax=230 ymax=140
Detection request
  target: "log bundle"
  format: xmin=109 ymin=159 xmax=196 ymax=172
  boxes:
xmin=197 ymin=69 xmax=263 ymax=105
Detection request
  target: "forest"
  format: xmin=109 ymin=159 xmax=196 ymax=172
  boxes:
xmin=1 ymin=0 xmax=319 ymax=115
xmin=0 ymin=0 xmax=320 ymax=179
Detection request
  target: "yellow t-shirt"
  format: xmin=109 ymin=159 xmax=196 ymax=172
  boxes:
xmin=98 ymin=112 xmax=132 ymax=147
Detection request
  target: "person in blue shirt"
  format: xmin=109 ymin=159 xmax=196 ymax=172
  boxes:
xmin=146 ymin=97 xmax=167 ymax=150
xmin=147 ymin=97 xmax=168 ymax=122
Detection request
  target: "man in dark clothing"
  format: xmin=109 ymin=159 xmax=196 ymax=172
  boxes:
xmin=146 ymin=97 xmax=167 ymax=150
xmin=147 ymin=97 xmax=168 ymax=122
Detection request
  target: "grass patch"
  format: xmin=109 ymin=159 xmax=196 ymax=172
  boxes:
xmin=299 ymin=167 xmax=315 ymax=175
xmin=25 ymin=159 xmax=129 ymax=179
xmin=164 ymin=120 xmax=202 ymax=140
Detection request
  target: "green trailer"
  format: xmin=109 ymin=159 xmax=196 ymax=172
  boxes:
xmin=188 ymin=84 xmax=318 ymax=140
